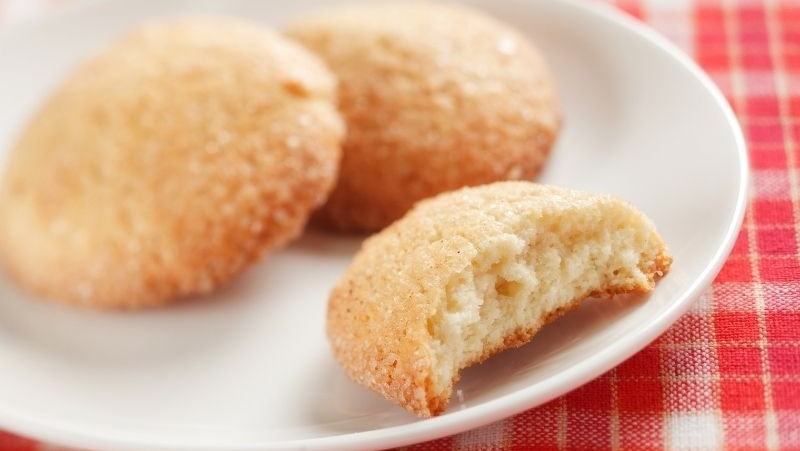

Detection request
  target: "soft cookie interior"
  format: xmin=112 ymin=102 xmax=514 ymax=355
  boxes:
xmin=426 ymin=199 xmax=671 ymax=412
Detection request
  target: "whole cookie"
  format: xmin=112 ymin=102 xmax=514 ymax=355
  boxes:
xmin=287 ymin=3 xmax=561 ymax=232
xmin=0 ymin=19 xmax=344 ymax=308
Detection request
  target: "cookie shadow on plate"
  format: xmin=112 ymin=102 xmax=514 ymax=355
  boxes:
xmin=454 ymin=292 xmax=652 ymax=406
xmin=300 ymin=291 xmax=651 ymax=431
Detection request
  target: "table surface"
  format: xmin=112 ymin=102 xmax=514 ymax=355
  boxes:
xmin=0 ymin=0 xmax=798 ymax=450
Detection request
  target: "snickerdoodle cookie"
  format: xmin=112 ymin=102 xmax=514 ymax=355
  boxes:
xmin=327 ymin=181 xmax=671 ymax=416
xmin=287 ymin=3 xmax=561 ymax=231
xmin=0 ymin=19 xmax=344 ymax=308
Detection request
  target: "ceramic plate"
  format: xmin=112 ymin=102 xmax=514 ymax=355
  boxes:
xmin=0 ymin=0 xmax=747 ymax=450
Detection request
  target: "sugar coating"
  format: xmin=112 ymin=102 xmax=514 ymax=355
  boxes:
xmin=0 ymin=18 xmax=344 ymax=308
xmin=326 ymin=181 xmax=672 ymax=417
xmin=286 ymin=2 xmax=562 ymax=232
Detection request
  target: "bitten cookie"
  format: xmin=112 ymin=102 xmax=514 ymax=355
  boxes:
xmin=286 ymin=3 xmax=561 ymax=232
xmin=0 ymin=19 xmax=344 ymax=308
xmin=327 ymin=181 xmax=671 ymax=417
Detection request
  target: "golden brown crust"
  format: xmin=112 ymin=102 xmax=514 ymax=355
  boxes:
xmin=286 ymin=3 xmax=561 ymax=232
xmin=326 ymin=182 xmax=672 ymax=417
xmin=0 ymin=18 xmax=344 ymax=308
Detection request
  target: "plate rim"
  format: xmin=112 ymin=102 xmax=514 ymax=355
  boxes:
xmin=0 ymin=0 xmax=749 ymax=450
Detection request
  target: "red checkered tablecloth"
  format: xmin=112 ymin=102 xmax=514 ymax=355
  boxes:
xmin=1 ymin=0 xmax=798 ymax=450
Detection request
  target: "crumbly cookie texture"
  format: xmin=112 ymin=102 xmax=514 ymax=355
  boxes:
xmin=0 ymin=18 xmax=344 ymax=308
xmin=327 ymin=181 xmax=671 ymax=417
xmin=287 ymin=3 xmax=561 ymax=232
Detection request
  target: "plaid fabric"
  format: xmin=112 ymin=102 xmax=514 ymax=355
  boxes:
xmin=1 ymin=0 xmax=799 ymax=450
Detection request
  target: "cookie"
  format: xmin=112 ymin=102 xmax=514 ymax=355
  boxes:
xmin=286 ymin=2 xmax=562 ymax=232
xmin=327 ymin=181 xmax=671 ymax=416
xmin=0 ymin=18 xmax=344 ymax=308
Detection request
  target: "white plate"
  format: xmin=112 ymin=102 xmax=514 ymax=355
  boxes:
xmin=0 ymin=0 xmax=747 ymax=450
